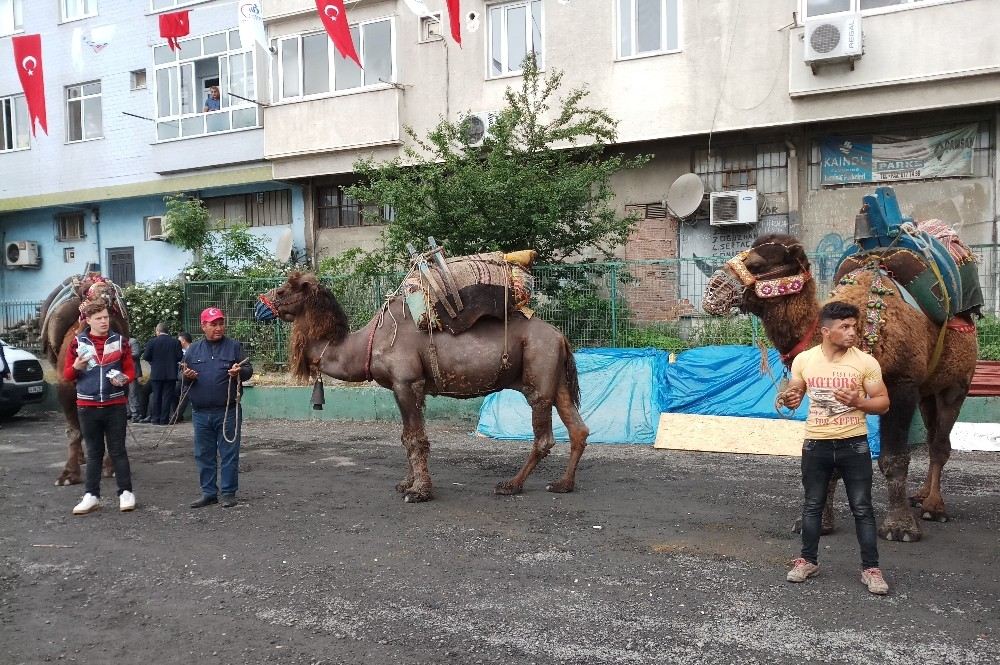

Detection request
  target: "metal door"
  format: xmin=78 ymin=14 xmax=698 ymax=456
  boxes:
xmin=106 ymin=246 xmax=135 ymax=286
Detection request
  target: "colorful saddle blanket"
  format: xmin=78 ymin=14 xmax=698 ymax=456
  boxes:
xmin=834 ymin=187 xmax=983 ymax=324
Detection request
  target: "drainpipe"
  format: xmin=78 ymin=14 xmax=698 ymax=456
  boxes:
xmin=92 ymin=208 xmax=102 ymax=272
xmin=785 ymin=140 xmax=800 ymax=237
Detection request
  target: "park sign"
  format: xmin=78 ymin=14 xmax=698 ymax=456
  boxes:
xmin=820 ymin=123 xmax=977 ymax=185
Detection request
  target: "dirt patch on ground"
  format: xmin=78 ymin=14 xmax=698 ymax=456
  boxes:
xmin=1 ymin=413 xmax=998 ymax=664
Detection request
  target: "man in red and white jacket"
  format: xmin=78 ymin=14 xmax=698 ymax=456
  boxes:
xmin=63 ymin=301 xmax=137 ymax=515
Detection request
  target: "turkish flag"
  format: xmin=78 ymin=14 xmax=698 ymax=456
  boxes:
xmin=11 ymin=35 xmax=47 ymax=136
xmin=315 ymin=0 xmax=361 ymax=68
xmin=159 ymin=10 xmax=190 ymax=51
xmin=446 ymin=0 xmax=461 ymax=45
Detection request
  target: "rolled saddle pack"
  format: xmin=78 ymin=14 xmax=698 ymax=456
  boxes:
xmin=403 ymin=249 xmax=537 ymax=334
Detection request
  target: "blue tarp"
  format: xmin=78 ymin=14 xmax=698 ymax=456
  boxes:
xmin=663 ymin=346 xmax=881 ymax=457
xmin=476 ymin=345 xmax=880 ymax=456
xmin=477 ymin=348 xmax=669 ymax=444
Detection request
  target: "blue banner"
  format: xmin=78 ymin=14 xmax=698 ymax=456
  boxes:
xmin=821 ymin=137 xmax=872 ymax=185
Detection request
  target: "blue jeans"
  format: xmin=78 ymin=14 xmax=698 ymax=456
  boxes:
xmin=800 ymin=435 xmax=879 ymax=569
xmin=192 ymin=406 xmax=241 ymax=497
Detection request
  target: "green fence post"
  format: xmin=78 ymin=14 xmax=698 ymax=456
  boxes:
xmin=610 ymin=263 xmax=618 ymax=348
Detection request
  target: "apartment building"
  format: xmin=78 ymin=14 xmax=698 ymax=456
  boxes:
xmin=262 ymin=0 xmax=998 ymax=287
xmin=0 ymin=0 xmax=306 ymax=301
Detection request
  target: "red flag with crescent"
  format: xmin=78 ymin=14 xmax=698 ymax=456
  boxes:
xmin=315 ymin=0 xmax=361 ymax=67
xmin=11 ymin=34 xmax=47 ymax=136
xmin=446 ymin=0 xmax=461 ymax=45
xmin=159 ymin=10 xmax=191 ymax=51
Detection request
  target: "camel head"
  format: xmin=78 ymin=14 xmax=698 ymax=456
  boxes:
xmin=75 ymin=274 xmax=127 ymax=324
xmin=256 ymin=271 xmax=321 ymax=323
xmin=702 ymin=234 xmax=813 ymax=316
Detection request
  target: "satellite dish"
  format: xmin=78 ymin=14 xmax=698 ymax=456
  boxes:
xmin=275 ymin=228 xmax=293 ymax=263
xmin=667 ymin=173 xmax=706 ymax=218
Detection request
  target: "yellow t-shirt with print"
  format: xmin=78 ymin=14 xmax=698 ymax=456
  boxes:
xmin=791 ymin=345 xmax=883 ymax=439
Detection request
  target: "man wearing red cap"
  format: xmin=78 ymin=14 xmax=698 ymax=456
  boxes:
xmin=180 ymin=307 xmax=253 ymax=508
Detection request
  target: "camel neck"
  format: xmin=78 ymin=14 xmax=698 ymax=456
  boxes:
xmin=310 ymin=325 xmax=371 ymax=382
xmin=758 ymin=295 xmax=821 ymax=360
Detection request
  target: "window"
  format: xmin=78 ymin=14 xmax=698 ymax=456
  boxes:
xmin=316 ymin=186 xmax=393 ymax=229
xmin=57 ymin=213 xmax=86 ymax=241
xmin=61 ymin=0 xmax=97 ymax=22
xmin=153 ymin=29 xmax=258 ymax=141
xmin=617 ymin=0 xmax=680 ymax=59
xmin=273 ymin=19 xmax=394 ymax=102
xmin=487 ymin=0 xmax=542 ymax=77
xmin=0 ymin=0 xmax=22 ymax=37
xmin=1 ymin=95 xmax=30 ymax=152
xmin=203 ymin=190 xmax=292 ymax=228
xmin=66 ymin=82 xmax=102 ymax=142
xmin=802 ymin=0 xmax=960 ymax=18
xmin=130 ymin=69 xmax=147 ymax=90
xmin=150 ymin=0 xmax=211 ymax=9
xmin=694 ymin=143 xmax=788 ymax=196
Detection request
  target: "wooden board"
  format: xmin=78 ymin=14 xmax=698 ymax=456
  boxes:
xmin=654 ymin=413 xmax=805 ymax=457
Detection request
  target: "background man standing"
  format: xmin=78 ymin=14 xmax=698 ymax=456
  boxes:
xmin=780 ymin=301 xmax=891 ymax=595
xmin=142 ymin=323 xmax=182 ymax=425
xmin=181 ymin=308 xmax=252 ymax=509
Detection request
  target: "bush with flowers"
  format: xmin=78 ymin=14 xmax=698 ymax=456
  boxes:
xmin=122 ymin=280 xmax=184 ymax=343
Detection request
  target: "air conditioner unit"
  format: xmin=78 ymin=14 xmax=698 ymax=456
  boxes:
xmin=710 ymin=190 xmax=758 ymax=226
xmin=5 ymin=241 xmax=41 ymax=267
xmin=145 ymin=216 xmax=167 ymax=241
xmin=461 ymin=111 xmax=497 ymax=147
xmin=804 ymin=12 xmax=862 ymax=74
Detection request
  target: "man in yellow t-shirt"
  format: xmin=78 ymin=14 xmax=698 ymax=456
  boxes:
xmin=778 ymin=301 xmax=891 ymax=595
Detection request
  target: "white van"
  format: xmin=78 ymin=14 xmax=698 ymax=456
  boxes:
xmin=0 ymin=339 xmax=47 ymax=419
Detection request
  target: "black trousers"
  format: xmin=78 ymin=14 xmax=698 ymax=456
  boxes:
xmin=149 ymin=379 xmax=176 ymax=424
xmin=78 ymin=404 xmax=132 ymax=498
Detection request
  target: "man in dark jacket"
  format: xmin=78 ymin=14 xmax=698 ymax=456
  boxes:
xmin=142 ymin=322 xmax=183 ymax=425
xmin=181 ymin=307 xmax=253 ymax=508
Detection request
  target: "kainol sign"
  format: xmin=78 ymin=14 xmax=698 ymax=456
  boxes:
xmin=820 ymin=124 xmax=977 ymax=185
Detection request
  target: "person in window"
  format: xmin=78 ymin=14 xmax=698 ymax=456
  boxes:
xmin=203 ymin=85 xmax=221 ymax=112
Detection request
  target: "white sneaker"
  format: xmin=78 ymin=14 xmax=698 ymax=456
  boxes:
xmin=119 ymin=490 xmax=136 ymax=512
xmin=73 ymin=493 xmax=100 ymax=515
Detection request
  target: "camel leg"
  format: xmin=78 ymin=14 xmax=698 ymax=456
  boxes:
xmin=914 ymin=385 xmax=966 ymax=522
xmin=496 ymin=395 xmax=554 ymax=496
xmin=547 ymin=383 xmax=589 ymax=494
xmin=392 ymin=383 xmax=433 ymax=503
xmin=877 ymin=381 xmax=922 ymax=543
xmin=55 ymin=384 xmax=84 ymax=486
xmin=910 ymin=395 xmax=938 ymax=506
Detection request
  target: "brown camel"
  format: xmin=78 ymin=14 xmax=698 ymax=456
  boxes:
xmin=258 ymin=272 xmax=589 ymax=503
xmin=40 ymin=274 xmax=129 ymax=486
xmin=703 ymin=234 xmax=978 ymax=542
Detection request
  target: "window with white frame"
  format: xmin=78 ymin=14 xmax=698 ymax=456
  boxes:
xmin=273 ymin=19 xmax=394 ymax=101
xmin=150 ymin=0 xmax=211 ymax=10
xmin=61 ymin=0 xmax=97 ymax=22
xmin=153 ymin=29 xmax=258 ymax=141
xmin=488 ymin=0 xmax=543 ymax=77
xmin=617 ymin=0 xmax=680 ymax=59
xmin=66 ymin=82 xmax=103 ymax=142
xmin=0 ymin=95 xmax=30 ymax=152
xmin=0 ymin=0 xmax=23 ymax=37
xmin=802 ymin=0 xmax=960 ymax=18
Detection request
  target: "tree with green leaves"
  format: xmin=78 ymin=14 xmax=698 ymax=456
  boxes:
xmin=347 ymin=54 xmax=650 ymax=268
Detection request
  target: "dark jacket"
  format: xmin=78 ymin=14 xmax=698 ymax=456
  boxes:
xmin=143 ymin=334 xmax=183 ymax=381
xmin=184 ymin=336 xmax=253 ymax=409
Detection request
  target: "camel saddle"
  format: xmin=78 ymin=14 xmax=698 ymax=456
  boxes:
xmin=834 ymin=187 xmax=983 ymax=325
xmin=403 ymin=250 xmax=537 ymax=334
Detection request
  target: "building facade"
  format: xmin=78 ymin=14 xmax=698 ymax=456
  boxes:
xmin=0 ymin=0 xmax=306 ymax=302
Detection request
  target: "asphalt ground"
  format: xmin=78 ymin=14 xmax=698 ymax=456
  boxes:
xmin=1 ymin=411 xmax=998 ymax=665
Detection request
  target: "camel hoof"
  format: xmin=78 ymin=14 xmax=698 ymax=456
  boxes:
xmin=495 ymin=481 xmax=523 ymax=496
xmin=546 ymin=479 xmax=574 ymax=494
xmin=403 ymin=489 xmax=432 ymax=503
xmin=909 ymin=495 xmax=927 ymax=507
xmin=879 ymin=521 xmax=922 ymax=543
xmin=921 ymin=510 xmax=949 ymax=523
xmin=395 ymin=482 xmax=413 ymax=494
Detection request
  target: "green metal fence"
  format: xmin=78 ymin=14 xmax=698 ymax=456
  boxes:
xmin=180 ymin=250 xmax=1000 ymax=371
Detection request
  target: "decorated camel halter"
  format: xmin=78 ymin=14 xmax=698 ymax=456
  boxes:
xmin=725 ymin=248 xmax=812 ymax=299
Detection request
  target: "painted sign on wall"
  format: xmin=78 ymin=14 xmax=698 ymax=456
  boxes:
xmin=821 ymin=124 xmax=977 ymax=185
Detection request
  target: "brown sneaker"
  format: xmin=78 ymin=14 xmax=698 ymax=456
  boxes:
xmin=861 ymin=567 xmax=889 ymax=595
xmin=786 ymin=558 xmax=819 ymax=583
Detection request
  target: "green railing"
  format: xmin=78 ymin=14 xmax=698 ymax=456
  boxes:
xmin=180 ymin=251 xmax=1000 ymax=370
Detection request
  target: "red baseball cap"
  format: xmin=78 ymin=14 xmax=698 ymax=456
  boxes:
xmin=200 ymin=307 xmax=225 ymax=324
